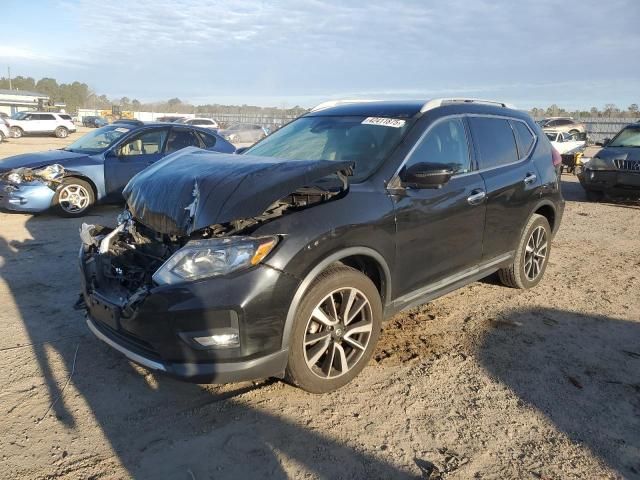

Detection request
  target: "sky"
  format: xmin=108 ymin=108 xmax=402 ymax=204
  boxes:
xmin=1 ymin=0 xmax=639 ymax=109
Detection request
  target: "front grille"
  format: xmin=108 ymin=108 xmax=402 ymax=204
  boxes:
xmin=614 ymin=159 xmax=640 ymax=171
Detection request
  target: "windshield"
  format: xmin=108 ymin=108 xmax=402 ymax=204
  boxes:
xmin=64 ymin=125 xmax=132 ymax=154
xmin=545 ymin=132 xmax=558 ymax=141
xmin=608 ymin=127 xmax=640 ymax=148
xmin=245 ymin=115 xmax=413 ymax=181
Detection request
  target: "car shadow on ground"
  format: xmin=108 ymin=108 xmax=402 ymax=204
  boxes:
xmin=478 ymin=307 xmax=640 ymax=478
xmin=0 ymin=211 xmax=417 ymax=479
xmin=561 ymin=176 xmax=640 ymax=209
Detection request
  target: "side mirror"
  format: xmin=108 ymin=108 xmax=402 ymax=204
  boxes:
xmin=400 ymin=162 xmax=454 ymax=189
xmin=235 ymin=147 xmax=249 ymax=154
xmin=595 ymin=138 xmax=610 ymax=147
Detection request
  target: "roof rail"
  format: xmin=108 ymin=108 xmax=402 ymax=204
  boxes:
xmin=310 ymin=99 xmax=380 ymax=112
xmin=113 ymin=119 xmax=144 ymax=126
xmin=421 ymin=98 xmax=516 ymax=113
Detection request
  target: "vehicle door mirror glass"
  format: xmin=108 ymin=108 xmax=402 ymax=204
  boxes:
xmin=400 ymin=162 xmax=454 ymax=188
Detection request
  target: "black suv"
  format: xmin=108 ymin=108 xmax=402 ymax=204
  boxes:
xmin=578 ymin=122 xmax=640 ymax=201
xmin=79 ymin=99 xmax=564 ymax=393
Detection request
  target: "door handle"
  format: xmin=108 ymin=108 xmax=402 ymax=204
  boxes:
xmin=467 ymin=189 xmax=486 ymax=205
xmin=524 ymin=172 xmax=537 ymax=185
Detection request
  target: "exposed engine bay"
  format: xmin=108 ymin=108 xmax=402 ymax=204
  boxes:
xmin=80 ymin=183 xmax=345 ymax=309
xmin=2 ymin=163 xmax=66 ymax=189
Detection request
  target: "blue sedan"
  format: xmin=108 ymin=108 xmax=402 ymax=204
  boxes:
xmin=0 ymin=120 xmax=235 ymax=216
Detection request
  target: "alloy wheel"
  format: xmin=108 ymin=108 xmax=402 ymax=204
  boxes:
xmin=58 ymin=184 xmax=90 ymax=213
xmin=524 ymin=225 xmax=547 ymax=281
xmin=303 ymin=287 xmax=373 ymax=379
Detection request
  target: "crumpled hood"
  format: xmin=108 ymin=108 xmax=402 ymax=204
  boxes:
xmin=123 ymin=147 xmax=352 ymax=236
xmin=594 ymin=147 xmax=640 ymax=162
xmin=0 ymin=150 xmax=90 ymax=173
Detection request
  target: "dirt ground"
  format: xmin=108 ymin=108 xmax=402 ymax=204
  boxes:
xmin=0 ymin=134 xmax=638 ymax=479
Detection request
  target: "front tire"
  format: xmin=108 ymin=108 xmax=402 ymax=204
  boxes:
xmin=55 ymin=126 xmax=69 ymax=138
xmin=10 ymin=126 xmax=23 ymax=138
xmin=53 ymin=177 xmax=95 ymax=217
xmin=285 ymin=265 xmax=382 ymax=393
xmin=498 ymin=214 xmax=551 ymax=289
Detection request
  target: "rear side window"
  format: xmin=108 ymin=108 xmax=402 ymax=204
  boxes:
xmin=40 ymin=114 xmax=56 ymax=120
xmin=510 ymin=120 xmax=535 ymax=159
xmin=197 ymin=131 xmax=217 ymax=148
xmin=59 ymin=114 xmax=72 ymax=121
xmin=166 ymin=129 xmax=201 ymax=152
xmin=468 ymin=117 xmax=518 ymax=169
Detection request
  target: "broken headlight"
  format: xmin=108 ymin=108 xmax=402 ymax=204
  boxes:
xmin=152 ymin=236 xmax=278 ymax=285
xmin=6 ymin=172 xmax=23 ymax=184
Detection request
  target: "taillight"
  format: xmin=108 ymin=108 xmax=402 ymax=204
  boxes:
xmin=551 ymin=147 xmax=562 ymax=167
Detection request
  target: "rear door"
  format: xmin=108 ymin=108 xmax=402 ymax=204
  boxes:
xmin=467 ymin=116 xmax=541 ymax=261
xmin=392 ymin=116 xmax=487 ymax=299
xmin=39 ymin=113 xmax=57 ymax=132
xmin=104 ymin=128 xmax=169 ymax=196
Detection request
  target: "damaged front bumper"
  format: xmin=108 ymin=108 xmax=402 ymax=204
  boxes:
xmin=0 ymin=180 xmax=56 ymax=212
xmin=78 ymin=232 xmax=296 ymax=383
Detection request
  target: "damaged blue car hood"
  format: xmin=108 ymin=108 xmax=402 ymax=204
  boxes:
xmin=0 ymin=149 xmax=91 ymax=172
xmin=123 ymin=147 xmax=352 ymax=236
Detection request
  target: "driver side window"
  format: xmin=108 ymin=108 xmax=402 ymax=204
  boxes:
xmin=405 ymin=118 xmax=470 ymax=174
xmin=120 ymin=129 xmax=168 ymax=156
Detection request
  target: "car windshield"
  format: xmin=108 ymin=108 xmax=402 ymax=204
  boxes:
xmin=63 ymin=125 xmax=132 ymax=154
xmin=608 ymin=127 xmax=640 ymax=148
xmin=245 ymin=115 xmax=413 ymax=182
xmin=545 ymin=133 xmax=557 ymax=141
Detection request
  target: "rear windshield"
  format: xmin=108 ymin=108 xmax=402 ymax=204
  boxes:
xmin=608 ymin=127 xmax=640 ymax=148
xmin=245 ymin=115 xmax=413 ymax=182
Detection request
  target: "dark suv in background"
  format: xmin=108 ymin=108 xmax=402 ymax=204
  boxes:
xmin=79 ymin=98 xmax=564 ymax=393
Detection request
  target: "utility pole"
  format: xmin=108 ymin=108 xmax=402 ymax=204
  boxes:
xmin=8 ymin=66 xmax=12 ymax=89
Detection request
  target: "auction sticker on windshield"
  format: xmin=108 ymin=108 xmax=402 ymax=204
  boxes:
xmin=115 ymin=127 xmax=130 ymax=133
xmin=362 ymin=117 xmax=406 ymax=128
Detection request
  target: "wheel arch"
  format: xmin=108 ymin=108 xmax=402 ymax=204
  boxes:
xmin=281 ymin=247 xmax=392 ymax=350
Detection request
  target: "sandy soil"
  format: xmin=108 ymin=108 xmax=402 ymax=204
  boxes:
xmin=0 ymin=136 xmax=638 ymax=479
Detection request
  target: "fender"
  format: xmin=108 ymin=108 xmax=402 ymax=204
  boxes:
xmin=280 ymin=246 xmax=392 ymax=350
xmin=522 ymin=198 xmax=559 ymax=237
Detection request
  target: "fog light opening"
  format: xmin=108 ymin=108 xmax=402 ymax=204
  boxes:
xmin=192 ymin=329 xmax=240 ymax=348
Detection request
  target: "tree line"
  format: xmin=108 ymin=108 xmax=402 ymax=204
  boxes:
xmin=0 ymin=74 xmax=637 ymax=119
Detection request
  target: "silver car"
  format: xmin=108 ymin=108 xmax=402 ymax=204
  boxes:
xmin=219 ymin=123 xmax=267 ymax=144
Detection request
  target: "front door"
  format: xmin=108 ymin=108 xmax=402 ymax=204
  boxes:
xmin=392 ymin=116 xmax=486 ymax=300
xmin=104 ymin=128 xmax=168 ymax=197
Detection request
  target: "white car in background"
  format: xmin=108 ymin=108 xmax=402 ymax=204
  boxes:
xmin=7 ymin=111 xmax=77 ymax=139
xmin=546 ymin=131 xmax=585 ymax=155
xmin=176 ymin=117 xmax=219 ymax=129
xmin=0 ymin=117 xmax=9 ymax=142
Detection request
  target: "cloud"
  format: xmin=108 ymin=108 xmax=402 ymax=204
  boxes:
xmin=13 ymin=0 xmax=639 ymax=107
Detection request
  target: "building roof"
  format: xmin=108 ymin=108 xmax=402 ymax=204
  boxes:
xmin=0 ymin=89 xmax=49 ymax=98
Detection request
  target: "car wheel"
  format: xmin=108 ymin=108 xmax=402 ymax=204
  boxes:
xmin=10 ymin=126 xmax=23 ymax=138
xmin=55 ymin=126 xmax=69 ymax=138
xmin=53 ymin=177 xmax=95 ymax=217
xmin=585 ymin=189 xmax=604 ymax=202
xmin=285 ymin=265 xmax=382 ymax=393
xmin=498 ymin=214 xmax=551 ymax=290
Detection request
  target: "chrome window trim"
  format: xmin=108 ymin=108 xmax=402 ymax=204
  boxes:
xmin=388 ymin=113 xmax=538 ymax=186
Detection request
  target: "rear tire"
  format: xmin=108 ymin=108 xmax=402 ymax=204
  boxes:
xmin=55 ymin=126 xmax=69 ymax=138
xmin=10 ymin=126 xmax=23 ymax=138
xmin=53 ymin=177 xmax=95 ymax=217
xmin=285 ymin=265 xmax=382 ymax=393
xmin=498 ymin=214 xmax=551 ymax=289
